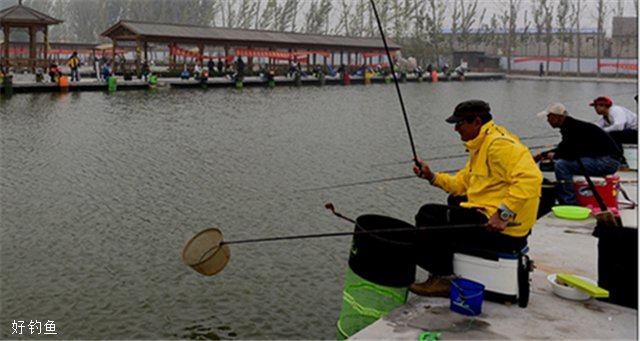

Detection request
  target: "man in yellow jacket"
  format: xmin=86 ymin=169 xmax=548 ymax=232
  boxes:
xmin=410 ymin=99 xmax=543 ymax=296
xmin=68 ymin=51 xmax=80 ymax=82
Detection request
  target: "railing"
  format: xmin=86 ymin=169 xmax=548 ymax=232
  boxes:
xmin=1 ymin=58 xmax=51 ymax=70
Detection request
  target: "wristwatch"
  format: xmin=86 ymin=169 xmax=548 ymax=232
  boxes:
xmin=498 ymin=208 xmax=514 ymax=221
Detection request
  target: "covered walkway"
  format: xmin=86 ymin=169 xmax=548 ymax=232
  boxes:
xmin=101 ymin=20 xmax=401 ymax=76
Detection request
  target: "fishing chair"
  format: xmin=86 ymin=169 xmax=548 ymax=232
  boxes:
xmin=452 ymin=245 xmax=534 ymax=308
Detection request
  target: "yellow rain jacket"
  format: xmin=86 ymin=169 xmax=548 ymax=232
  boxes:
xmin=432 ymin=121 xmax=543 ymax=237
xmin=68 ymin=56 xmax=79 ymax=68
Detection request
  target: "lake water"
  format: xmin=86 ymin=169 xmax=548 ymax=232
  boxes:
xmin=1 ymin=79 xmax=636 ymax=339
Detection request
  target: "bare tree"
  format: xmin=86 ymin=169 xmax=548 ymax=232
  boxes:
xmin=334 ymin=0 xmax=353 ymax=36
xmin=349 ymin=0 xmax=368 ymax=37
xmin=365 ymin=1 xmax=376 ymax=37
xmin=222 ymin=1 xmax=238 ymax=28
xmin=614 ymin=0 xmax=625 ymax=77
xmin=449 ymin=0 xmax=460 ymax=52
xmin=519 ymin=10 xmax=531 ymax=56
xmin=275 ymin=0 xmax=298 ymax=32
xmin=594 ymin=0 xmax=607 ymax=77
xmin=254 ymin=0 xmax=262 ymax=29
xmin=408 ymin=0 xmax=426 ymax=64
xmin=500 ymin=0 xmax=521 ymax=73
xmin=556 ymin=0 xmax=569 ymax=75
xmin=391 ymin=0 xmax=414 ymax=41
xmin=481 ymin=13 xmax=499 ymax=57
xmin=537 ymin=0 xmax=553 ymax=73
xmin=303 ymin=0 xmax=332 ymax=34
xmin=237 ymin=0 xmax=258 ymax=29
xmin=424 ymin=0 xmax=446 ymax=67
xmin=456 ymin=0 xmax=483 ymax=51
xmin=571 ymin=0 xmax=582 ymax=75
xmin=258 ymin=0 xmax=277 ymax=30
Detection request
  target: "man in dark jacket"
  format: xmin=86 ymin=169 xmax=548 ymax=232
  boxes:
xmin=534 ymin=103 xmax=622 ymax=205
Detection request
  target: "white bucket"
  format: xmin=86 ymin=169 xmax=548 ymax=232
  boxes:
xmin=622 ymin=144 xmax=638 ymax=170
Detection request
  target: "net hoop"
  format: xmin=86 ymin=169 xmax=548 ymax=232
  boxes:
xmin=182 ymin=228 xmax=230 ymax=276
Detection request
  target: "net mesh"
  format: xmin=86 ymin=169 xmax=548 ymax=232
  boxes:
xmin=182 ymin=228 xmax=230 ymax=276
xmin=336 ymin=268 xmax=408 ymax=340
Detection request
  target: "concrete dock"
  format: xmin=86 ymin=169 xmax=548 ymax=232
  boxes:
xmin=351 ymin=170 xmax=638 ymax=340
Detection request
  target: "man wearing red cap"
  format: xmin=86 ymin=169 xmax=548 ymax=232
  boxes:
xmin=590 ymin=96 xmax=638 ymax=152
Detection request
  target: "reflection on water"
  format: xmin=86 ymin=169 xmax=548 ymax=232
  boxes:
xmin=1 ymin=80 xmax=636 ymax=339
xmin=180 ymin=317 xmax=237 ymax=340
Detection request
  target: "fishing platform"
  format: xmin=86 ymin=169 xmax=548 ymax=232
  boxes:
xmin=351 ymin=170 xmax=638 ymax=340
xmin=0 ymin=72 xmax=505 ymax=94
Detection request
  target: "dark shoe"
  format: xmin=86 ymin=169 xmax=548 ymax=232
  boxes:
xmin=409 ymin=276 xmax=453 ymax=297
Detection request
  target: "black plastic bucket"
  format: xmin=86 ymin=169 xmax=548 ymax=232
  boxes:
xmin=348 ymin=215 xmax=416 ymax=287
xmin=594 ymin=224 xmax=638 ymax=309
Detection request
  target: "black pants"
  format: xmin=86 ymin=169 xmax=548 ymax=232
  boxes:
xmin=609 ymin=130 xmax=637 ymax=164
xmin=414 ymin=204 xmax=528 ymax=276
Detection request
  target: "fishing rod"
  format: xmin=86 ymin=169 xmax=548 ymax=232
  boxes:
xmin=220 ymin=222 xmax=520 ymax=246
xmin=369 ymin=0 xmax=420 ymax=169
xmin=184 ymin=202 xmax=522 ymax=276
xmin=188 ymin=202 xmax=521 ymax=275
xmin=188 ymin=220 xmax=522 ymax=275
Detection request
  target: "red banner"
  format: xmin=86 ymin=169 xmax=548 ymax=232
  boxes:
xmin=169 ymin=45 xmax=233 ymax=61
xmin=598 ymin=63 xmax=638 ymax=70
xmin=290 ymin=50 xmax=331 ymax=58
xmin=362 ymin=51 xmax=395 ymax=59
xmin=235 ymin=48 xmax=290 ymax=59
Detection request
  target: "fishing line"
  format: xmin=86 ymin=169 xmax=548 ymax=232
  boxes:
xmin=297 ymin=168 xmax=460 ymax=192
xmin=371 ymin=144 xmax=558 ymax=168
xmin=560 ymin=90 xmax=638 ymax=106
xmin=369 ymin=0 xmax=420 ymax=169
xmin=424 ymin=134 xmax=560 ymax=152
xmin=301 ymin=141 xmax=560 ymax=191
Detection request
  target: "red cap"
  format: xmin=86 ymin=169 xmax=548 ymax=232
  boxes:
xmin=589 ymin=96 xmax=613 ymax=107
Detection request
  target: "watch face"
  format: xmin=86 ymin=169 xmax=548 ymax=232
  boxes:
xmin=500 ymin=211 xmax=511 ymax=221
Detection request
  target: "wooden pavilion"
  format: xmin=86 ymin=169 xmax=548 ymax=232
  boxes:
xmin=0 ymin=0 xmax=63 ymax=71
xmin=101 ymin=20 xmax=401 ymax=76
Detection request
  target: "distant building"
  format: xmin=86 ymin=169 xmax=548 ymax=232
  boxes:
xmin=443 ymin=27 xmax=607 ymax=59
xmin=611 ymin=17 xmax=638 ymax=59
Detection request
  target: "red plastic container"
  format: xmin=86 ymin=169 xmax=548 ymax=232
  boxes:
xmin=574 ymin=175 xmax=619 ymax=215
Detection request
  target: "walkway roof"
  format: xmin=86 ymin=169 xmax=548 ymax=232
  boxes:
xmin=101 ymin=20 xmax=400 ymax=51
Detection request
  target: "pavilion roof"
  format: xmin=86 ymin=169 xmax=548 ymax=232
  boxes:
xmin=0 ymin=4 xmax=63 ymax=25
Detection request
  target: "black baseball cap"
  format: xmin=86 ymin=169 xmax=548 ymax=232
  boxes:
xmin=445 ymin=100 xmax=491 ymax=123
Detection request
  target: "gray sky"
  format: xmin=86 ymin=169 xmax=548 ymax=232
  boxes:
xmin=470 ymin=0 xmax=638 ymax=31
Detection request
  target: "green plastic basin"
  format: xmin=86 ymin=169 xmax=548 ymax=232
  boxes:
xmin=552 ymin=205 xmax=591 ymax=220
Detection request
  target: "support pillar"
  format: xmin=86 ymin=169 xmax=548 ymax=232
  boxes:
xmin=30 ymin=26 xmax=37 ymax=71
xmin=111 ymin=39 xmax=117 ymax=73
xmin=136 ymin=39 xmax=142 ymax=77
xmin=44 ymin=26 xmax=49 ymax=66
xmin=3 ymin=26 xmax=10 ymax=67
